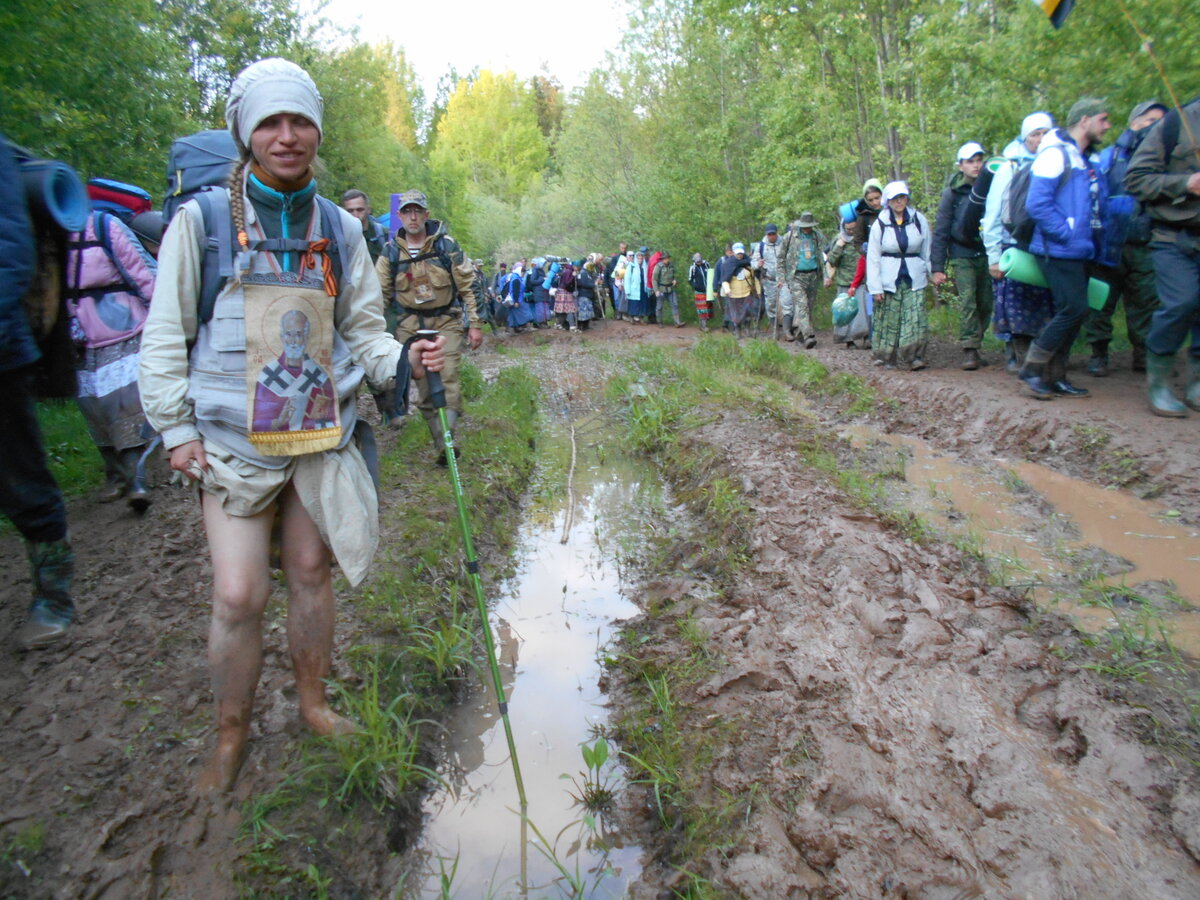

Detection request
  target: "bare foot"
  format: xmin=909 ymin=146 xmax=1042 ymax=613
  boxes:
xmin=301 ymin=704 xmax=359 ymax=737
xmin=196 ymin=738 xmax=248 ymax=794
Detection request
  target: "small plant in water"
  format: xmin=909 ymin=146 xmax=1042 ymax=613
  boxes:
xmin=565 ymin=738 xmax=615 ymax=811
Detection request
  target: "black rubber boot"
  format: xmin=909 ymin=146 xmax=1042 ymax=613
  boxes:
xmin=1048 ymin=349 xmax=1089 ymax=397
xmin=18 ymin=539 xmax=75 ymax=650
xmin=1018 ymin=343 xmax=1056 ymax=400
xmin=1086 ymin=341 xmax=1110 ymax=377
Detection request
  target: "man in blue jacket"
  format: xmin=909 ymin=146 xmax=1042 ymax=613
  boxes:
xmin=1085 ymin=100 xmax=1166 ymax=376
xmin=0 ymin=136 xmax=77 ymax=649
xmin=1019 ymin=97 xmax=1111 ymax=399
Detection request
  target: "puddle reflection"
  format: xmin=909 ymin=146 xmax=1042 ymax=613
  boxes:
xmin=406 ymin=439 xmax=648 ymax=898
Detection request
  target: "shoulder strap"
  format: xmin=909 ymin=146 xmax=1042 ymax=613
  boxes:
xmin=1161 ymin=107 xmax=1182 ymax=160
xmin=195 ymin=189 xmax=236 ymax=325
xmin=314 ymin=195 xmax=347 ymax=292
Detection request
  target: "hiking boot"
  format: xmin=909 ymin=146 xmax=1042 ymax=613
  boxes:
xmin=1146 ymin=352 xmax=1187 ymax=417
xmin=1132 ymin=345 xmax=1147 ymax=373
xmin=18 ymin=539 xmax=75 ymax=650
xmin=1086 ymin=355 xmax=1109 ymax=377
xmin=911 ymin=358 xmax=927 ymax=371
xmin=961 ymin=348 xmax=980 ymax=371
xmin=804 ymin=336 xmax=817 ymax=349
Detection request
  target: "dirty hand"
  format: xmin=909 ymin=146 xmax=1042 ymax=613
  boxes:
xmin=170 ymin=440 xmax=208 ymax=482
xmin=823 ymin=276 xmax=833 ymax=288
xmin=410 ymin=334 xmax=446 ymax=378
xmin=989 ymin=264 xmax=1002 ymax=279
xmin=931 ymin=272 xmax=947 ymax=286
xmin=873 ymin=293 xmax=884 ymax=303
xmin=467 ymin=326 xmax=483 ymax=350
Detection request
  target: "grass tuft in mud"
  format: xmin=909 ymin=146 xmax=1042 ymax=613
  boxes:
xmin=233 ymin=363 xmax=539 ymax=895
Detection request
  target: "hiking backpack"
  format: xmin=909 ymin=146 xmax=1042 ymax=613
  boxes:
xmin=381 ymin=235 xmax=461 ymax=307
xmin=65 ymin=211 xmax=151 ymax=347
xmin=86 ymin=178 xmax=152 ymax=223
xmin=1001 ymin=145 xmax=1070 ymax=248
xmin=163 ymin=130 xmax=239 ymax=221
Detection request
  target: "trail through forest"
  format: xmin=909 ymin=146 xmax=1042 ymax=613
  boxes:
xmin=2 ymin=319 xmax=1199 ymax=898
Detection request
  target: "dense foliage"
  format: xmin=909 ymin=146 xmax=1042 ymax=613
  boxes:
xmin=1 ymin=0 xmax=1195 ymax=262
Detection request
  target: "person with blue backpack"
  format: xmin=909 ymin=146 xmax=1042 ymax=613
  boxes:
xmin=1017 ymin=98 xmax=1111 ymax=399
xmin=1084 ymin=100 xmax=1167 ymax=377
xmin=138 ymin=58 xmax=444 ymax=793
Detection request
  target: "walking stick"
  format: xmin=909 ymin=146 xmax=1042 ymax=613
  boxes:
xmin=417 ymin=330 xmax=528 ymax=809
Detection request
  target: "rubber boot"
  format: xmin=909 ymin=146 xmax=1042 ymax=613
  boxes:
xmin=1086 ymin=341 xmax=1109 ymax=378
xmin=1186 ymin=356 xmax=1200 ymax=412
xmin=1018 ymin=343 xmax=1056 ymax=400
xmin=97 ymin=446 xmax=127 ymax=502
xmin=1048 ymin=349 xmax=1089 ymax=397
xmin=782 ymin=315 xmax=793 ymax=342
xmin=1004 ymin=341 xmax=1018 ymax=375
xmin=1132 ymin=344 xmax=1147 ymax=373
xmin=1010 ymin=335 xmax=1032 ymax=377
xmin=17 ymin=539 xmax=75 ymax=649
xmin=962 ymin=348 xmax=980 ymax=371
xmin=120 ymin=446 xmax=151 ymax=512
xmin=1146 ymin=353 xmax=1187 ymax=417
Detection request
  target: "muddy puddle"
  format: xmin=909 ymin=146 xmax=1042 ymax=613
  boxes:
xmin=841 ymin=426 xmax=1200 ymax=656
xmin=404 ymin=422 xmax=648 ymax=897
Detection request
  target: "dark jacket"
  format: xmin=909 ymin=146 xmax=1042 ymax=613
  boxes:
xmin=688 ymin=260 xmax=709 ymax=293
xmin=931 ymin=172 xmax=984 ymax=271
xmin=1 ymin=137 xmax=39 ymax=373
xmin=1126 ymin=98 xmax=1200 ymax=242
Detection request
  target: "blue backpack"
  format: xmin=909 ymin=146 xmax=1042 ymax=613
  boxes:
xmin=163 ymin=130 xmax=239 ymax=222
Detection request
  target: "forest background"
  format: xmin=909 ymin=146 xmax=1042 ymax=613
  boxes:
xmin=2 ymin=0 xmax=1197 ymax=266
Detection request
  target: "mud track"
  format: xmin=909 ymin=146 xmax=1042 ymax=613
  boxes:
xmin=2 ymin=320 xmax=1198 ymax=897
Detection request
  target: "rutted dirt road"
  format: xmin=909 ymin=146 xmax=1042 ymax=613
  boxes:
xmin=2 ymin=319 xmax=1198 ymax=898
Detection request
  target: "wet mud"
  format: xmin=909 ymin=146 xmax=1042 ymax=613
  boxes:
xmin=2 ymin=321 xmax=1199 ymax=898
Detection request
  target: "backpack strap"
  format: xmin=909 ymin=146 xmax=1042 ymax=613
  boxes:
xmin=65 ymin=212 xmax=131 ymax=300
xmin=195 ymin=189 xmax=235 ymax=325
xmin=196 ymin=191 xmax=348 ymax=324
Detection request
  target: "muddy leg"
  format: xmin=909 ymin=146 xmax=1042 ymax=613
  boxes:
xmin=198 ymin=492 xmax=274 ymax=793
xmin=278 ymin=484 xmax=356 ymax=738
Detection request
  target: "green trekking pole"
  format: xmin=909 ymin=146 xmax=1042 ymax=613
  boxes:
xmin=416 ymin=330 xmax=528 ymax=808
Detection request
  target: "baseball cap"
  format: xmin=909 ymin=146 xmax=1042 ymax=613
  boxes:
xmin=956 ymin=141 xmax=985 ymax=161
xmin=1129 ymin=99 xmax=1167 ymax=125
xmin=765 ymin=223 xmax=778 ymax=234
xmin=732 ymin=242 xmax=746 ymax=253
xmin=397 ymin=189 xmax=428 ymax=210
xmin=1066 ymin=97 xmax=1107 ymax=127
xmin=882 ymin=181 xmax=909 ymax=202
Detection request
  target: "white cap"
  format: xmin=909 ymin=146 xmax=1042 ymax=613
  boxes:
xmin=732 ymin=242 xmax=746 ymax=253
xmin=1020 ymin=112 xmax=1054 ymax=141
xmin=956 ymin=141 xmax=985 ymax=161
xmin=882 ymin=181 xmax=909 ymax=202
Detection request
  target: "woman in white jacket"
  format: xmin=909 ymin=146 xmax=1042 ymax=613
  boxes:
xmin=867 ymin=181 xmax=933 ymax=369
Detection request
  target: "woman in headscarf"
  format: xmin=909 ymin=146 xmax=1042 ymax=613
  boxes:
xmin=574 ymin=257 xmax=598 ymax=330
xmin=138 ymin=58 xmax=444 ymax=793
xmin=719 ymin=243 xmax=761 ymax=339
xmin=867 ymin=181 xmax=932 ymax=369
xmin=624 ymin=248 xmax=650 ymax=322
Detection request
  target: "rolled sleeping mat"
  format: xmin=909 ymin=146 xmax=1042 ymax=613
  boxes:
xmin=18 ymin=158 xmax=89 ymax=232
xmin=999 ymin=247 xmax=1110 ymax=310
xmin=839 ymin=200 xmax=858 ymax=224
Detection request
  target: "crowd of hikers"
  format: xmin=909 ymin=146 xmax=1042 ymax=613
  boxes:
xmin=2 ymin=53 xmax=1198 ymax=795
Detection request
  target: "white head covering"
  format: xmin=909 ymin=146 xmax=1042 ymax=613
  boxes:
xmin=956 ymin=141 xmax=985 ymax=161
xmin=226 ymin=58 xmax=324 ymax=154
xmin=1020 ymin=112 xmax=1054 ymax=141
xmin=732 ymin=242 xmax=746 ymax=254
xmin=882 ymin=181 xmax=909 ymax=202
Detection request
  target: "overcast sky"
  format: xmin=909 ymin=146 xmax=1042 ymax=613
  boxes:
xmin=317 ymin=0 xmax=628 ymax=101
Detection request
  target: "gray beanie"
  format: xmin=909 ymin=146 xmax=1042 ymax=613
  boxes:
xmin=225 ymin=58 xmax=324 ymax=154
